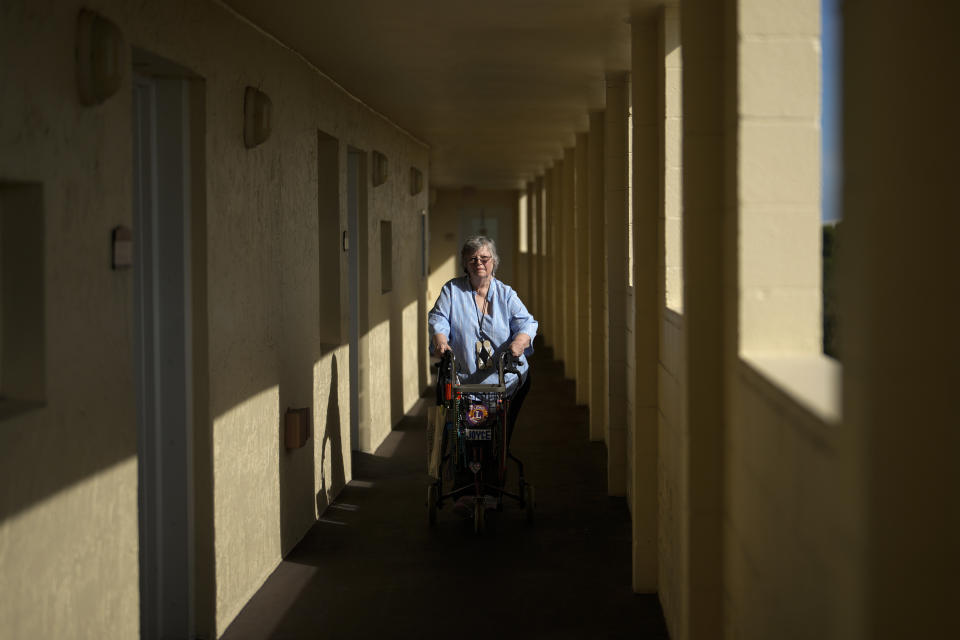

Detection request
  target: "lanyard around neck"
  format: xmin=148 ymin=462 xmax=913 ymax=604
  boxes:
xmin=473 ymin=284 xmax=490 ymax=339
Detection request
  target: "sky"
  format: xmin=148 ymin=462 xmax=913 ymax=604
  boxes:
xmin=821 ymin=0 xmax=842 ymax=222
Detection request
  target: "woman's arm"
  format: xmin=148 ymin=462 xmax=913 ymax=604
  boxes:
xmin=504 ymin=284 xmax=538 ymax=356
xmin=428 ymin=281 xmax=455 ymax=354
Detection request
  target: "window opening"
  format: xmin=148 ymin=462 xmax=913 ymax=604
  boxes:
xmin=0 ymin=182 xmax=45 ymax=418
xmin=821 ymin=0 xmax=842 ymax=357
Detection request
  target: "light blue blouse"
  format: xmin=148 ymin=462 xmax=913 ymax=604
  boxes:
xmin=428 ymin=276 xmax=538 ymax=395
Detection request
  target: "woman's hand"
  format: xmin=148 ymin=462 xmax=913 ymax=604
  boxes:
xmin=509 ymin=333 xmax=531 ymax=358
xmin=433 ymin=334 xmax=451 ymax=354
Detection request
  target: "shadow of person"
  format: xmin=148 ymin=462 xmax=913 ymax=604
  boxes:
xmin=318 ymin=354 xmax=346 ymax=513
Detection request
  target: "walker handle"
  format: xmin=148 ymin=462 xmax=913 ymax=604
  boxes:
xmin=500 ymin=351 xmax=524 ymax=377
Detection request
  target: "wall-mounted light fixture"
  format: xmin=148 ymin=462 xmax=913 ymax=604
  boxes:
xmin=372 ymin=150 xmax=388 ymax=187
xmin=409 ymin=167 xmax=423 ymax=195
xmin=284 ymin=407 xmax=310 ymax=449
xmin=111 ymin=226 xmax=132 ymax=270
xmin=244 ymin=86 xmax=272 ymax=149
xmin=77 ymin=9 xmax=126 ymax=106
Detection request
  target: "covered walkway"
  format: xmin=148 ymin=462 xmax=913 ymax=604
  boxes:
xmin=222 ymin=347 xmax=668 ymax=639
xmin=2 ymin=1 xmax=957 ymax=638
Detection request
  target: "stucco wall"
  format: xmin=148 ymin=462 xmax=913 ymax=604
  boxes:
xmin=426 ymin=189 xmax=460 ymax=307
xmin=365 ymin=148 xmax=428 ymax=442
xmin=133 ymin=1 xmax=428 ymax=631
xmin=0 ymin=0 xmax=428 ymax=637
xmin=0 ymin=3 xmax=141 ymax=638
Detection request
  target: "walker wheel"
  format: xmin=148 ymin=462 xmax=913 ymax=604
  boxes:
xmin=427 ymin=484 xmax=438 ymax=526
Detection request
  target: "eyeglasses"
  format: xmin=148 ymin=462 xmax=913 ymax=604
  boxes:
xmin=467 ymin=256 xmax=492 ymax=265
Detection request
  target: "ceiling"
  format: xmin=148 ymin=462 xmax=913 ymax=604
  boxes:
xmin=222 ymin=0 xmax=658 ymax=190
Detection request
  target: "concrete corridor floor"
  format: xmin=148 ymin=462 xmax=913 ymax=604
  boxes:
xmin=221 ymin=347 xmax=670 ymax=639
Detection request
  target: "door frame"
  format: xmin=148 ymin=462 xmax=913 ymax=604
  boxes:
xmin=132 ymin=55 xmax=199 ymax=639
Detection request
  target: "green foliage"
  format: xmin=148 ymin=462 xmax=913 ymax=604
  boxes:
xmin=822 ymin=222 xmax=841 ymax=359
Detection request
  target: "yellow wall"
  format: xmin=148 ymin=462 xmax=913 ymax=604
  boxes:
xmin=842 ymin=2 xmax=957 ymax=636
xmin=1 ymin=4 xmax=141 ymax=637
xmin=726 ymin=358 xmax=850 ymax=637
xmin=722 ymin=1 xmax=849 ymax=636
xmin=426 ymin=189 xmax=460 ymax=304
xmin=8 ymin=1 xmax=953 ymax=639
xmin=658 ymin=309 xmax=689 ymax=638
xmin=656 ymin=1 xmax=858 ymax=638
xmin=427 ymin=188 xmax=520 ymax=311
xmin=0 ymin=1 xmax=428 ymax=637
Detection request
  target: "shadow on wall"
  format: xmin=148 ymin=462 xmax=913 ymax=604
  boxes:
xmin=0 ymin=411 xmax=136 ymax=525
xmin=278 ymin=378 xmax=316 ymax=556
xmin=318 ymin=355 xmax=346 ymax=513
xmin=279 ymin=349 xmax=348 ymax=556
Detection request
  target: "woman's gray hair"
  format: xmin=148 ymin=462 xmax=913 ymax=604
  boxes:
xmin=461 ymin=235 xmax=500 ymax=274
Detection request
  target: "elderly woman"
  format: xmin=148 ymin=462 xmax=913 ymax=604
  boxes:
xmin=429 ymin=235 xmax=538 ymax=443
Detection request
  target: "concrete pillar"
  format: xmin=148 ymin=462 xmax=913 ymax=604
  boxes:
xmin=656 ymin=4 xmax=686 ymax=636
xmin=681 ymin=0 xmax=733 ymax=635
xmin=535 ymin=174 xmax=546 ymax=327
xmin=843 ymin=3 xmax=959 ymax=638
xmin=563 ymin=146 xmax=577 ymax=379
xmin=551 ymin=159 xmax=564 ymax=355
xmin=543 ymin=166 xmax=556 ymax=347
xmin=604 ymin=72 xmax=629 ymax=497
xmin=588 ymin=111 xmax=607 ymax=442
xmin=553 ymin=160 xmax=565 ymax=359
xmin=521 ymin=180 xmax=538 ymax=317
xmin=630 ymin=12 xmax=660 ymax=594
xmin=512 ymin=188 xmax=522 ymax=300
xmin=663 ymin=5 xmax=684 ymax=313
xmin=575 ymin=133 xmax=590 ymax=405
xmin=547 ymin=158 xmax=564 ymax=360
